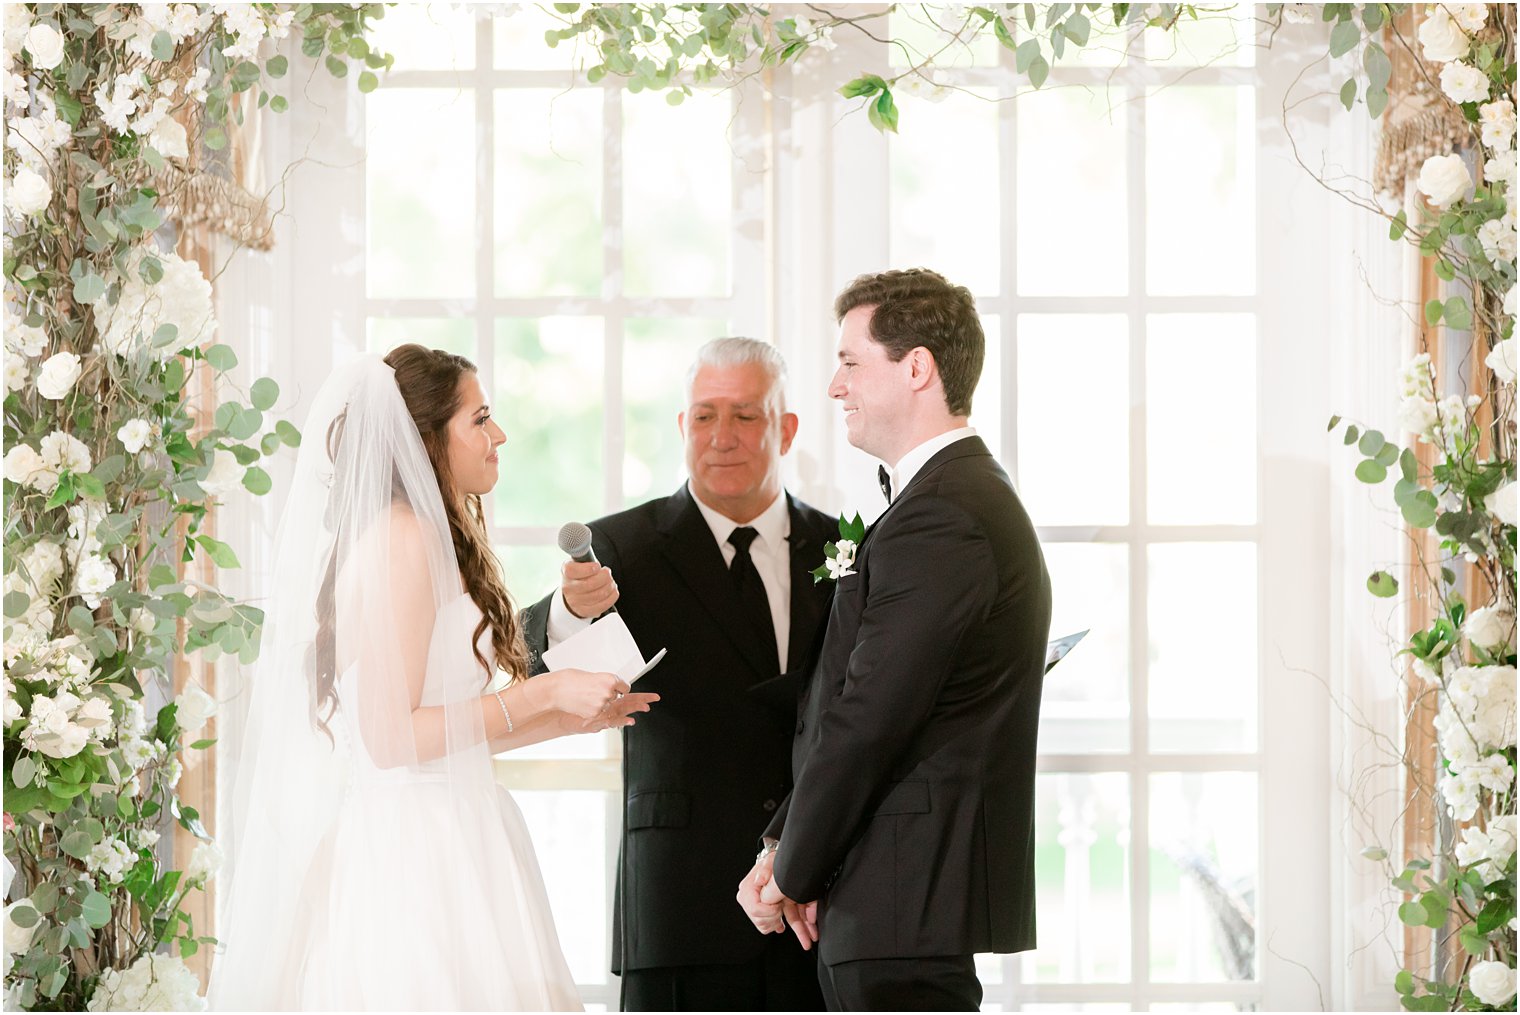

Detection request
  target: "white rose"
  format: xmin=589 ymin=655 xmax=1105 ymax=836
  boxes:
xmin=148 ymin=116 xmax=188 ymax=160
xmin=174 ymin=684 xmax=216 ymax=732
xmin=7 ymin=166 xmax=51 ymax=216
xmin=1417 ymin=153 xmax=1472 ymax=209
xmin=3 ymin=444 xmax=45 ymax=486
xmin=1481 ymin=100 xmax=1517 ymax=150
xmin=184 ymin=841 xmax=223 ymax=883
xmin=33 ymin=721 xmax=88 ymax=759
xmin=34 ymin=350 xmax=81 ymax=399
xmin=1469 ymin=961 xmax=1516 ymax=1008
xmin=1465 ymin=603 xmax=1516 ymax=651
xmin=39 ymin=429 xmax=91 ymax=474
xmin=1488 ymin=479 xmax=1518 ymax=527
xmin=1418 ymin=5 xmax=1470 ymax=64
xmin=23 ymin=23 xmax=64 ymax=70
xmin=1439 ymin=62 xmax=1488 ymax=104
xmin=199 ymin=448 xmax=243 ymax=496
xmin=1490 ymin=338 xmax=1518 ymax=386
xmin=1448 ymin=3 xmax=1488 ymax=32
xmin=116 ymin=418 xmax=153 ymax=454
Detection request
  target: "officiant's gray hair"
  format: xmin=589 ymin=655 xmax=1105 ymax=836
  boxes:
xmin=685 ymin=337 xmax=789 ymax=412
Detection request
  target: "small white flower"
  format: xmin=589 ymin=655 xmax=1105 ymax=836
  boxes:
xmin=1417 ymin=153 xmax=1472 ymax=209
xmin=1486 ymin=148 xmax=1518 ymax=185
xmin=73 ymin=553 xmax=117 ymax=609
xmin=1478 ymin=216 xmax=1517 ymax=264
xmin=7 ymin=166 xmax=50 ymax=216
xmin=22 ymin=23 xmax=65 ymax=70
xmin=1488 ymin=479 xmax=1518 ymax=527
xmin=1439 ymin=61 xmax=1488 ymax=104
xmin=34 ymin=350 xmax=81 ymax=399
xmin=1481 ymin=100 xmax=1517 ymax=150
xmin=1418 ymin=5 xmax=1470 ymax=64
xmin=824 ymin=555 xmax=856 ymax=580
xmin=1489 ymin=338 xmax=1517 ymax=385
xmin=3 ymin=444 xmax=45 ymax=487
xmin=184 ymin=841 xmax=222 ymax=883
xmin=1447 ymin=3 xmax=1488 ymax=33
xmin=174 ymin=684 xmax=216 ymax=732
xmin=148 ymin=115 xmax=188 ymax=160
xmin=1469 ymin=960 xmax=1516 ymax=1008
xmin=199 ymin=448 xmax=244 ymax=496
xmin=39 ymin=429 xmax=91 ymax=475
xmin=91 ymin=73 xmax=139 ymax=134
xmin=116 ymin=418 xmax=154 ymax=454
xmin=84 ymin=837 xmax=135 ymax=884
xmin=1470 ymin=752 xmax=1516 ymax=792
xmin=1397 ymin=396 xmax=1439 ymax=439
xmin=4 ymin=357 xmax=28 ymax=393
xmin=1465 ymin=602 xmax=1515 ymax=651
xmin=86 ymin=952 xmax=205 ymax=1011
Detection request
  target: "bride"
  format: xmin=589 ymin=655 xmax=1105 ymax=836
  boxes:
xmin=209 ymin=346 xmax=656 ymax=1010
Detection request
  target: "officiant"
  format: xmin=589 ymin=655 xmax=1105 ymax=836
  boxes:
xmin=523 ymin=338 xmax=835 ymax=1011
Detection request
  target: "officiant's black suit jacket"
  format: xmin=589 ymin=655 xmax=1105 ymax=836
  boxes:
xmin=764 ymin=436 xmax=1052 ymax=966
xmin=522 ymin=484 xmax=836 ymax=974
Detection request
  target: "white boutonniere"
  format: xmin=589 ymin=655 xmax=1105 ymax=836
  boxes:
xmin=812 ymin=513 xmax=866 ymax=584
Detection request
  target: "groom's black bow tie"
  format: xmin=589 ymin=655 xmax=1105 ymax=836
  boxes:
xmin=877 ymin=465 xmax=892 ymax=503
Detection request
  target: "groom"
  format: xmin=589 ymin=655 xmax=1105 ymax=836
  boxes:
xmin=737 ymin=268 xmax=1052 ymax=1010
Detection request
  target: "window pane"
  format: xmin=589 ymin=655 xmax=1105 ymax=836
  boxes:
xmin=1039 ymin=543 xmax=1128 ymax=753
xmin=367 ymin=90 xmax=474 ymax=299
xmin=889 ymin=8 xmax=1000 ymax=68
xmin=495 ymin=90 xmax=603 ymax=298
xmin=890 ymin=88 xmax=1000 ymax=296
xmin=366 ymin=318 xmax=475 ymax=358
xmin=368 ymin=3 xmax=474 ymax=71
xmin=1144 ymin=8 xmax=1255 ymax=67
xmin=1147 ymin=543 xmax=1257 ymax=752
xmin=1018 ymin=89 xmax=1127 ymax=296
xmin=1021 ymin=773 xmax=1131 ymax=983
xmin=623 ymin=318 xmax=725 ymax=506
xmin=972 ymin=315 xmax=1002 ymax=463
xmin=1147 ymin=315 xmax=1256 ymax=524
xmin=1016 ymin=315 xmax=1129 ymax=525
xmin=514 ymin=789 xmax=610 ymax=984
xmin=623 ymin=91 xmax=730 ymax=297
xmin=494 ymin=317 xmax=604 ymax=525
xmin=1149 ymin=773 xmax=1258 ymax=982
xmin=496 ymin=5 xmax=587 ymax=71
xmin=1146 ymin=87 xmax=1254 ymax=296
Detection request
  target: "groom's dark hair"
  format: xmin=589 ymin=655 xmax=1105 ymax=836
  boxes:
xmin=833 ymin=268 xmax=984 ymax=416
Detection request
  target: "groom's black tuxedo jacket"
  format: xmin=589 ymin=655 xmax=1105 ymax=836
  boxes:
xmin=764 ymin=436 xmax=1052 ymax=966
xmin=522 ymin=484 xmax=836 ymax=974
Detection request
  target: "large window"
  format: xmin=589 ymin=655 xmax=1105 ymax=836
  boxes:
xmin=344 ymin=6 xmax=1327 ymax=1010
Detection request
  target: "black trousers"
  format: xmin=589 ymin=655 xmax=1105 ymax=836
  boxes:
xmin=818 ymin=954 xmax=981 ymax=1012
xmin=620 ymin=934 xmax=826 ymax=1011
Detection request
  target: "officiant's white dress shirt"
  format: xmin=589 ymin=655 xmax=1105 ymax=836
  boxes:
xmin=546 ymin=484 xmax=793 ymax=670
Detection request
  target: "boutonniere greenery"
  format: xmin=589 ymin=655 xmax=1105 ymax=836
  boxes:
xmin=812 ymin=513 xmax=865 ymax=583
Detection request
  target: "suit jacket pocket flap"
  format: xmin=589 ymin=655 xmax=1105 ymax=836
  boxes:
xmin=626 ymin=790 xmax=691 ymax=830
xmin=873 ymin=779 xmax=930 ymax=816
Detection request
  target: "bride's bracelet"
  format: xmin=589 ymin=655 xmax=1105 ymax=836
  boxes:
xmin=492 ymin=690 xmax=514 ymax=733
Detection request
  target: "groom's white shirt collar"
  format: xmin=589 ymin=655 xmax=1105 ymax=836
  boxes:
xmin=889 ymin=426 xmax=978 ymax=501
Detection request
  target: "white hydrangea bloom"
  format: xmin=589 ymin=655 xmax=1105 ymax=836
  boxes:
xmin=39 ymin=429 xmax=91 ymax=475
xmin=84 ymin=837 xmax=135 ymax=884
xmin=95 ymin=245 xmax=216 ymax=360
xmin=87 ymin=952 xmax=206 ymax=1012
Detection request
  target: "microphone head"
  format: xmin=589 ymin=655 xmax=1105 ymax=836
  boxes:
xmin=557 ymin=521 xmax=595 ymax=561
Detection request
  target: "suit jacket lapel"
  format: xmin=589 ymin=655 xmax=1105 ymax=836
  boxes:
xmin=862 ymin=435 xmax=994 ymax=547
xmin=656 ymin=485 xmax=777 ymax=681
xmin=785 ymin=495 xmax=833 ymax=674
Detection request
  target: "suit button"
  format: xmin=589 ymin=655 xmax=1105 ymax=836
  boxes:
xmin=795 ymin=719 xmax=805 ymax=734
xmin=763 ymin=799 xmax=777 ymax=812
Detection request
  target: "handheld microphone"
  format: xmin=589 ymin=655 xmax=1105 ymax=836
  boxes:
xmin=557 ymin=521 xmax=597 ymax=563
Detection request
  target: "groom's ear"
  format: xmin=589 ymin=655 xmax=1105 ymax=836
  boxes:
xmin=905 ymin=346 xmax=939 ymax=393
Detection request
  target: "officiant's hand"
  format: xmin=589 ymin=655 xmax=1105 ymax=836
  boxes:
xmin=561 ymin=560 xmax=619 ymax=619
xmin=759 ymin=873 xmax=818 ymax=950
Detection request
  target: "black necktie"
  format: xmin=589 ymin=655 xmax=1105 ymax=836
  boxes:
xmin=728 ymin=527 xmax=778 ymax=670
xmin=878 ymin=464 xmax=892 ymax=503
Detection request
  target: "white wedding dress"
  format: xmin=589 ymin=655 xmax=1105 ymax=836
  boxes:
xmin=210 ymin=357 xmax=581 ymax=1011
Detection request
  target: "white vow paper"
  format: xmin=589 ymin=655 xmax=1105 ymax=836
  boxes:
xmin=541 ymin=612 xmax=666 ymax=684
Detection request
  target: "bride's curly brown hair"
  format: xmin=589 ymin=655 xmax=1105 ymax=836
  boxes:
xmin=312 ymin=345 xmax=528 ymax=740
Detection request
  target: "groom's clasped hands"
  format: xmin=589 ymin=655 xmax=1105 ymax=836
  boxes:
xmin=736 ymin=850 xmax=819 ymax=951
